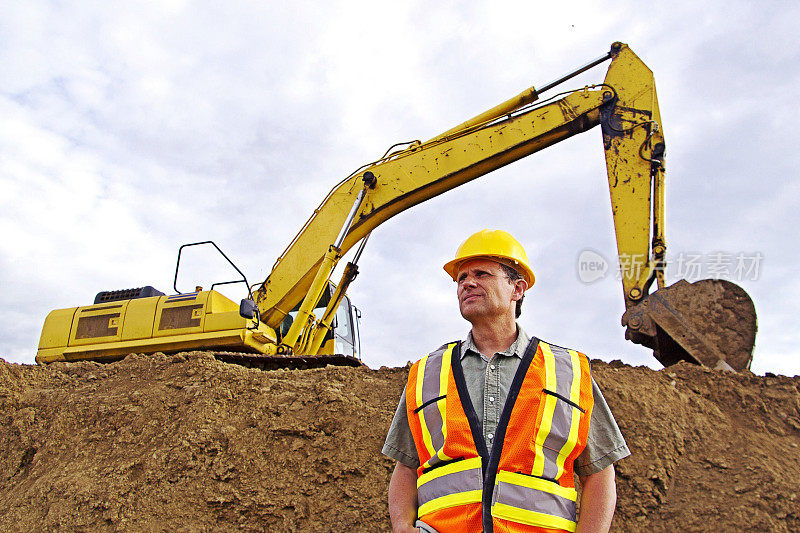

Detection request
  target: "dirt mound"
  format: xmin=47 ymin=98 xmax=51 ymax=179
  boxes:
xmin=0 ymin=353 xmax=798 ymax=532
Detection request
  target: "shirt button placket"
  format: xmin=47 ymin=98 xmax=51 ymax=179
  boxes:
xmin=485 ymin=355 xmax=501 ymax=446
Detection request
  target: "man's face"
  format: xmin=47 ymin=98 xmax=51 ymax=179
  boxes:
xmin=456 ymin=258 xmax=525 ymax=325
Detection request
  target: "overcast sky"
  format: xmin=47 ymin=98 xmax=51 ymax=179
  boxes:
xmin=1 ymin=1 xmax=798 ymax=376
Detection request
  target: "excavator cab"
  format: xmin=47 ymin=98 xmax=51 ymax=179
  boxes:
xmin=279 ymin=282 xmax=362 ymax=360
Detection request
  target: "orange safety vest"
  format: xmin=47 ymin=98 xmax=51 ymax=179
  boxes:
xmin=406 ymin=338 xmax=594 ymax=533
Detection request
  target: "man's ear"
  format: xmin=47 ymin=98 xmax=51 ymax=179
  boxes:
xmin=511 ymin=279 xmax=528 ymax=300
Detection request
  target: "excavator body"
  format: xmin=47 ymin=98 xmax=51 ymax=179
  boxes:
xmin=37 ymin=284 xmax=362 ymax=369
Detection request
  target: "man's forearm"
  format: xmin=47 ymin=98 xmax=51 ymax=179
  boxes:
xmin=389 ymin=461 xmax=419 ymax=533
xmin=576 ymin=464 xmax=617 ymax=533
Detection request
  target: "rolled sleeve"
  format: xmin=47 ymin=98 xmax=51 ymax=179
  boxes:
xmin=574 ymin=378 xmax=631 ymax=477
xmin=382 ymin=388 xmax=420 ymax=469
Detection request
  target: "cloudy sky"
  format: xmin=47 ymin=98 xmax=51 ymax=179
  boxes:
xmin=1 ymin=1 xmax=798 ymax=376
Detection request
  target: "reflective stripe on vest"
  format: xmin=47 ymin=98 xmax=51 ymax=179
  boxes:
xmin=417 ymin=456 xmax=483 ymax=516
xmin=413 ymin=344 xmax=454 ymax=469
xmin=531 ymin=343 xmax=586 ymax=483
xmin=406 ymin=338 xmax=594 ymax=533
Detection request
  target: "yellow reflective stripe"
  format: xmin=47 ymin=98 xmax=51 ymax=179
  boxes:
xmin=434 ymin=344 xmax=454 ymax=463
xmin=417 ymin=456 xmax=482 ymax=487
xmin=567 ymin=350 xmax=582 ymax=406
xmin=418 ymin=489 xmax=483 ymax=517
xmin=492 ymin=502 xmax=577 ymax=532
xmin=415 ymin=356 xmax=436 ymax=460
xmin=541 ymin=341 xmax=557 ymax=391
xmin=531 ymin=342 xmax=557 ymax=477
xmin=414 ymin=355 xmax=426 ymax=413
xmin=531 ymin=394 xmax=557 ymax=477
xmin=495 ymin=470 xmax=577 ymax=501
xmin=555 ymin=349 xmax=583 ymax=479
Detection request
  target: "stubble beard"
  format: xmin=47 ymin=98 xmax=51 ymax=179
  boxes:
xmin=459 ymin=296 xmax=492 ymax=326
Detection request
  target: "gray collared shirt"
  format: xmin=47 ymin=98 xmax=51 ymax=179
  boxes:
xmin=382 ymin=326 xmax=630 ymax=476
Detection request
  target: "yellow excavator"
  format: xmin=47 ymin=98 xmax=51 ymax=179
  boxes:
xmin=36 ymin=42 xmax=757 ymax=371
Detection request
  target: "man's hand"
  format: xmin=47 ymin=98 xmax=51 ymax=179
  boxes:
xmin=576 ymin=464 xmax=617 ymax=533
xmin=388 ymin=461 xmax=419 ymax=533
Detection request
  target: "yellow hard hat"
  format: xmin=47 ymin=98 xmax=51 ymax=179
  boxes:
xmin=443 ymin=229 xmax=535 ymax=289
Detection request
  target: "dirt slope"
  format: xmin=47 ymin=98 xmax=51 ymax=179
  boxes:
xmin=0 ymin=352 xmax=798 ymax=532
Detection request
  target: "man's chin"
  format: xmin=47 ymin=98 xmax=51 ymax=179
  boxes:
xmin=459 ymin=305 xmax=483 ymax=323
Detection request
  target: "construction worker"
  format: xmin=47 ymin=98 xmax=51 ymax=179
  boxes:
xmin=383 ymin=229 xmax=629 ymax=533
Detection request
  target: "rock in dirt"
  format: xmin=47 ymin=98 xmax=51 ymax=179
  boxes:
xmin=0 ymin=353 xmax=798 ymax=532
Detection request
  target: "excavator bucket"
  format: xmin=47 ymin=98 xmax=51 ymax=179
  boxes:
xmin=621 ymin=279 xmax=757 ymax=371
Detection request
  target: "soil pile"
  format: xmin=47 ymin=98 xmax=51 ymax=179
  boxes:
xmin=0 ymin=352 xmax=798 ymax=532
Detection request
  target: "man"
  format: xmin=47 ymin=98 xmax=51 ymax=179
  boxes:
xmin=383 ymin=229 xmax=629 ymax=533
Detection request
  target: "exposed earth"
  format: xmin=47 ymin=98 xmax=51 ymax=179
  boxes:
xmin=1 ymin=352 xmax=798 ymax=531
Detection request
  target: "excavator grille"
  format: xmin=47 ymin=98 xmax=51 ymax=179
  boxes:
xmin=94 ymin=286 xmax=165 ymax=304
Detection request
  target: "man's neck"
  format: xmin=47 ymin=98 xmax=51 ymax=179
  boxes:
xmin=470 ymin=318 xmax=518 ymax=360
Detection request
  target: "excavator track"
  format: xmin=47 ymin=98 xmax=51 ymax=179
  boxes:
xmin=212 ymin=351 xmax=363 ymax=371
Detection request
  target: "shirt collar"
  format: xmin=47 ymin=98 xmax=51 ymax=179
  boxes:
xmin=462 ymin=325 xmax=530 ymax=360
